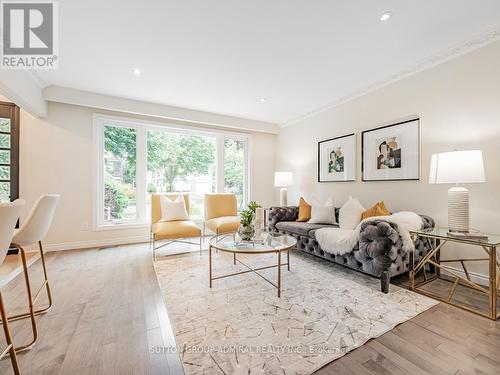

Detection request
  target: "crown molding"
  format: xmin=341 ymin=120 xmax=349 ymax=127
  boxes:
xmin=26 ymin=69 xmax=48 ymax=88
xmin=281 ymin=25 xmax=500 ymax=128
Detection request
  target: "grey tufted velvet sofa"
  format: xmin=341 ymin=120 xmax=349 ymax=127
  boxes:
xmin=268 ymin=206 xmax=435 ymax=293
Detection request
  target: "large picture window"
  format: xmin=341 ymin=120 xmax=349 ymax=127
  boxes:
xmin=94 ymin=115 xmax=249 ymax=228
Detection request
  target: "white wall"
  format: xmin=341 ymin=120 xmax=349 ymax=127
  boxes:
xmin=19 ymin=102 xmax=276 ymax=250
xmin=276 ymin=40 xmax=500 ymax=278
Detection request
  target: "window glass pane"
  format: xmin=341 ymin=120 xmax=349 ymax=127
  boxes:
xmin=147 ymin=131 xmax=216 ymax=218
xmin=0 ymin=150 xmax=9 ymax=164
xmin=0 ymin=134 xmax=10 ymax=148
xmin=0 ymin=118 xmax=10 ymax=132
xmin=224 ymin=139 xmax=246 ymax=210
xmin=0 ymin=166 xmax=9 ymax=180
xmin=0 ymin=182 xmax=9 ymax=202
xmin=103 ymin=125 xmax=137 ymax=222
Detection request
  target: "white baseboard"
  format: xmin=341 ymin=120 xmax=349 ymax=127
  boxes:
xmin=37 ymin=235 xmax=151 ymax=252
xmin=441 ymin=264 xmax=489 ymax=286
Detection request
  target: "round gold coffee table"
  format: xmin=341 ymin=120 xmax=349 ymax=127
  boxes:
xmin=208 ymin=233 xmax=297 ymax=297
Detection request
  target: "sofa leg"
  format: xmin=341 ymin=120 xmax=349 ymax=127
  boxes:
xmin=380 ymin=271 xmax=390 ymax=294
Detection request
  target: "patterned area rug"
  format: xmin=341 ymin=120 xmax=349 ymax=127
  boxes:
xmin=154 ymin=250 xmax=437 ymax=375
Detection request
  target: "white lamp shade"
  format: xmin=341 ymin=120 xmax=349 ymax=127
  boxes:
xmin=429 ymin=150 xmax=485 ymax=184
xmin=274 ymin=171 xmax=293 ymax=187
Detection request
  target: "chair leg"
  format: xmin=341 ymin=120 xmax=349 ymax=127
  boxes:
xmin=37 ymin=241 xmax=53 ymax=313
xmin=14 ymin=246 xmax=38 ymax=352
xmin=6 ymin=242 xmax=53 ymax=322
xmin=0 ymin=291 xmax=20 ymax=374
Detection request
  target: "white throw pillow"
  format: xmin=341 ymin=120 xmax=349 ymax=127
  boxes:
xmin=308 ymin=205 xmax=336 ymax=225
xmin=160 ymin=194 xmax=189 ymax=222
xmin=339 ymin=197 xmax=365 ymax=229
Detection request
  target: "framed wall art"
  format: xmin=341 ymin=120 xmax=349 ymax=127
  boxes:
xmin=361 ymin=118 xmax=420 ymax=181
xmin=318 ymin=133 xmax=356 ymax=182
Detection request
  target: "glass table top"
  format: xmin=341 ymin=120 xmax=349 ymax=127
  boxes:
xmin=411 ymin=227 xmax=500 ymax=246
xmin=209 ymin=232 xmax=297 ymax=253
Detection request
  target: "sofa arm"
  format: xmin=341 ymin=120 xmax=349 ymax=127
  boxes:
xmin=357 ymin=220 xmax=400 ymax=272
xmin=268 ymin=206 xmax=299 ymax=230
xmin=356 ymin=215 xmax=434 ymax=292
xmin=420 ymin=214 xmax=435 ymax=230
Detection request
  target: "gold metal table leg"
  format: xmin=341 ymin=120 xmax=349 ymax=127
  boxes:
xmin=277 ymin=251 xmax=281 ymax=298
xmin=409 ymin=249 xmax=415 ymax=290
xmin=209 ymin=245 xmax=212 ymax=288
xmin=490 ymin=246 xmax=497 ymax=319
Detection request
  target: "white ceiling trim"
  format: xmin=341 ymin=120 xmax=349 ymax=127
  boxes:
xmin=0 ymin=70 xmax=47 ymax=117
xmin=281 ymin=25 xmax=500 ymax=128
xmin=43 ymin=86 xmax=280 ymax=134
xmin=26 ymin=70 xmax=48 ymax=88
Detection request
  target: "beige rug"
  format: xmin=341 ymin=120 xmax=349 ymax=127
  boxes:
xmin=154 ymin=250 xmax=438 ymax=375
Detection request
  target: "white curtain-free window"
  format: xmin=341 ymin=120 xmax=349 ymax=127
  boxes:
xmin=93 ymin=114 xmax=250 ymax=228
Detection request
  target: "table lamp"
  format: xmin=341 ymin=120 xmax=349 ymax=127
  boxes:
xmin=429 ymin=150 xmax=485 ymax=233
xmin=274 ymin=171 xmax=293 ymax=206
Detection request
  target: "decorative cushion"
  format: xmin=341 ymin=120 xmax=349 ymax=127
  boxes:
xmin=152 ymin=220 xmax=201 ymax=240
xmin=308 ymin=204 xmax=336 ymax=224
xmin=205 ymin=216 xmax=240 ymax=234
xmin=339 ymin=197 xmax=365 ymax=230
xmin=160 ymin=194 xmax=189 ymax=222
xmin=296 ymin=197 xmax=312 ymax=222
xmin=361 ymin=201 xmax=391 ymax=220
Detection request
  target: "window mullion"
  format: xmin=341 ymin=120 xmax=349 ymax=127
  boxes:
xmin=136 ymin=126 xmax=147 ymax=222
xmin=216 ymin=135 xmax=225 ymax=193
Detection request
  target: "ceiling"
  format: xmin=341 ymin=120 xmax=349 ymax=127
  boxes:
xmin=36 ymin=0 xmax=500 ymax=125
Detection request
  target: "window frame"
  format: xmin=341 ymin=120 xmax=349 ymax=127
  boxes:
xmin=93 ymin=113 xmax=251 ymax=230
xmin=0 ymin=101 xmax=20 ymax=203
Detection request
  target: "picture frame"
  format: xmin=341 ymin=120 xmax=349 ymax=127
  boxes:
xmin=361 ymin=118 xmax=420 ymax=181
xmin=318 ymin=133 xmax=356 ymax=182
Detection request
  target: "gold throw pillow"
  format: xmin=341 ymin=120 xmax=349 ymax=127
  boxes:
xmin=361 ymin=201 xmax=391 ymax=220
xmin=297 ymin=197 xmax=312 ymax=222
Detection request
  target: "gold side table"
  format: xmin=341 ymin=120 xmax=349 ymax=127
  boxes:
xmin=409 ymin=228 xmax=500 ymax=320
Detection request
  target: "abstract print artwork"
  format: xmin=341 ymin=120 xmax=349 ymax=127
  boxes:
xmin=362 ymin=118 xmax=420 ymax=181
xmin=376 ymin=136 xmax=401 ymax=169
xmin=318 ymin=133 xmax=355 ymax=182
xmin=328 ymin=146 xmax=344 ymax=173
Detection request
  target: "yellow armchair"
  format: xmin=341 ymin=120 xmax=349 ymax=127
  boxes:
xmin=203 ymin=193 xmax=240 ymax=237
xmin=151 ymin=193 xmax=201 ymax=260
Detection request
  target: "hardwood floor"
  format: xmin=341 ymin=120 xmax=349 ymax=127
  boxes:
xmin=0 ymin=243 xmax=498 ymax=375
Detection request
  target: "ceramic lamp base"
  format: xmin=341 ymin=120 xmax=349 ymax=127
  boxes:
xmin=279 ymin=188 xmax=288 ymax=207
xmin=448 ymin=186 xmax=469 ymax=233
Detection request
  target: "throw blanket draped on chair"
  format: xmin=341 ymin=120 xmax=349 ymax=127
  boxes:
xmin=315 ymin=211 xmax=424 ymax=256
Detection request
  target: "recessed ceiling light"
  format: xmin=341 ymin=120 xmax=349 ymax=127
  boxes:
xmin=380 ymin=11 xmax=393 ymax=22
xmin=133 ymin=68 xmax=141 ymax=76
xmin=259 ymin=97 xmax=267 ymax=103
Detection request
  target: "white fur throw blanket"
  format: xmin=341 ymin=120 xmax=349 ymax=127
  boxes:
xmin=315 ymin=211 xmax=424 ymax=256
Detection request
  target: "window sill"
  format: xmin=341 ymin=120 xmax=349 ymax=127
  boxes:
xmin=93 ymin=222 xmax=150 ymax=231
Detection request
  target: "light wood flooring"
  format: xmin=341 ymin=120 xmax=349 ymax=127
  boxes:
xmin=0 ymin=243 xmax=498 ymax=375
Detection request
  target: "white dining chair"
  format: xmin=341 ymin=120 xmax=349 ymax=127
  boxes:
xmin=9 ymin=194 xmax=60 ymax=352
xmin=0 ymin=199 xmax=25 ymax=375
